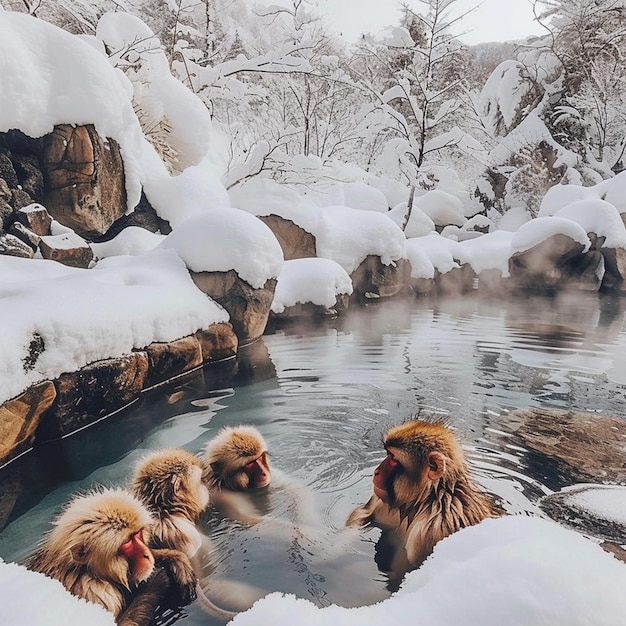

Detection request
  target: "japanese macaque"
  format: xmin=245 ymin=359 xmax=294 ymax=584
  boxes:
xmin=130 ymin=448 xmax=238 ymax=622
xmin=202 ymin=426 xmax=272 ymax=524
xmin=347 ymin=418 xmax=501 ymax=583
xmin=131 ymin=448 xmax=210 ymax=559
xmin=24 ymin=488 xmax=197 ymax=625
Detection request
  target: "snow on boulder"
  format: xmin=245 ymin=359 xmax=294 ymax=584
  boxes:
xmin=271 ymin=258 xmax=353 ymax=314
xmin=0 ymin=560 xmax=116 ymax=626
xmin=315 ymin=206 xmax=406 ymax=274
xmin=407 ymin=232 xmax=459 ymax=275
xmin=388 ymin=202 xmax=435 ymax=238
xmin=158 ymin=208 xmax=284 ymax=289
xmin=415 ymin=190 xmax=466 ymax=228
xmin=229 ymin=516 xmax=626 ymax=626
xmin=511 ymin=217 xmax=590 ymax=254
xmin=554 ymin=199 xmax=626 ymax=248
xmin=538 ymin=183 xmax=593 ymax=217
xmin=326 ymin=182 xmax=389 ymax=212
xmin=456 ymin=230 xmax=515 ymax=276
xmin=540 ymin=484 xmax=626 ymax=544
xmin=230 ymin=177 xmax=320 ymax=235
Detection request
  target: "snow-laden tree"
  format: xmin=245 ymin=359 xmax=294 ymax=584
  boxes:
xmin=534 ymin=0 xmax=626 ymax=174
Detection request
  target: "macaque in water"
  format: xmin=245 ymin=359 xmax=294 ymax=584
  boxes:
xmin=347 ymin=418 xmax=501 ymax=585
xmin=203 ymin=425 xmax=273 ymax=524
xmin=24 ymin=487 xmax=197 ymax=626
xmin=130 ymin=447 xmax=238 ymax=622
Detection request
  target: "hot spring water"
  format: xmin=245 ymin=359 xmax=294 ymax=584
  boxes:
xmin=1 ymin=292 xmax=625 ymax=623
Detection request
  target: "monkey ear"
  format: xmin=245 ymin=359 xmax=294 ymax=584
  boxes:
xmin=70 ymin=544 xmax=89 ymax=564
xmin=427 ymin=451 xmax=446 ymax=481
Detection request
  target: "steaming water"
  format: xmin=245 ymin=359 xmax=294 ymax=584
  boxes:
xmin=1 ymin=291 xmax=625 ymax=623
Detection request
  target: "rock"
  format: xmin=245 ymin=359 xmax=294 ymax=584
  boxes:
xmin=144 ymin=336 xmax=203 ymax=389
xmin=10 ymin=203 xmax=52 ymax=236
xmin=39 ymin=230 xmax=94 ymax=268
xmin=40 ymin=352 xmax=149 ymax=439
xmin=271 ymin=294 xmax=350 ymax=321
xmin=540 ymin=484 xmax=626 ymax=544
xmin=502 ymin=407 xmax=626 ymax=485
xmin=42 ymin=124 xmax=127 ymax=238
xmin=258 ymin=214 xmax=316 ymax=260
xmin=508 ymin=234 xmax=603 ymax=292
xmin=195 ymin=323 xmax=238 ymax=362
xmin=600 ymin=246 xmax=626 ymax=291
xmin=0 ymin=382 xmax=56 ymax=466
xmin=434 ymin=264 xmax=476 ymax=296
xmin=7 ymin=221 xmax=40 ymax=251
xmin=0 ymin=233 xmax=34 ymax=258
xmin=191 ymin=270 xmax=277 ymax=345
xmin=350 ymin=256 xmax=410 ymax=302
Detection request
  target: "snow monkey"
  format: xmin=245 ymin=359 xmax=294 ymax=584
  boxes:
xmin=130 ymin=447 xmax=238 ymax=622
xmin=347 ymin=418 xmax=501 ymax=584
xmin=202 ymin=425 xmax=273 ymax=524
xmin=24 ymin=487 xmax=198 ymax=626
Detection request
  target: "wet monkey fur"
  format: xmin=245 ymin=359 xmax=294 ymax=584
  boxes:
xmin=348 ymin=418 xmax=501 ymax=581
xmin=130 ymin=448 xmax=238 ymax=622
xmin=24 ymin=488 xmax=197 ymax=626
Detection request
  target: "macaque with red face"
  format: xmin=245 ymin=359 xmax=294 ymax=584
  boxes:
xmin=24 ymin=488 xmax=197 ymax=625
xmin=203 ymin=426 xmax=273 ymax=524
xmin=347 ymin=418 xmax=501 ymax=585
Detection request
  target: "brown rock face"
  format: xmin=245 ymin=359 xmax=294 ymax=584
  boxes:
xmin=195 ymin=323 xmax=238 ymax=361
xmin=144 ymin=336 xmax=203 ymax=389
xmin=42 ymin=124 xmax=127 ymax=238
xmin=258 ymin=214 xmax=316 ymax=260
xmin=191 ymin=270 xmax=277 ymax=345
xmin=39 ymin=231 xmax=94 ymax=268
xmin=350 ymin=256 xmax=410 ymax=302
xmin=508 ymin=234 xmax=603 ymax=292
xmin=0 ymin=382 xmax=56 ymax=466
xmin=40 ymin=352 xmax=149 ymax=439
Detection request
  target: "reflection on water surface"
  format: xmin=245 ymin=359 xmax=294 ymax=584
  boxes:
xmin=1 ymin=291 xmax=625 ymax=623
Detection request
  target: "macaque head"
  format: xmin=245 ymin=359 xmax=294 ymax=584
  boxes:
xmin=131 ymin=448 xmax=210 ymax=521
xmin=373 ymin=418 xmax=465 ymax=506
xmin=51 ymin=488 xmax=155 ymax=590
xmin=204 ymin=425 xmax=271 ymax=491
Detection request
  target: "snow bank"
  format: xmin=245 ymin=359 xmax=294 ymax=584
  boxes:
xmin=0 ymin=250 xmax=228 ymax=405
xmin=511 ymin=217 xmax=591 ymax=254
xmin=0 ymin=559 xmax=115 ymax=626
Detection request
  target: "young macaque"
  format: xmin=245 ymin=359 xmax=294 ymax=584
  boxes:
xmin=130 ymin=448 xmax=237 ymax=622
xmin=203 ymin=425 xmax=273 ymax=524
xmin=24 ymin=487 xmax=197 ymax=626
xmin=347 ymin=418 xmax=501 ymax=584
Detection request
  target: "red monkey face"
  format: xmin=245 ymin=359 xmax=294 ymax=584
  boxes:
xmin=120 ymin=530 xmax=155 ymax=584
xmin=244 ymin=452 xmax=271 ymax=489
xmin=373 ymin=453 xmax=399 ymax=504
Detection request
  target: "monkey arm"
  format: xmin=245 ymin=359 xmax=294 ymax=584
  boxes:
xmin=152 ymin=548 xmax=198 ymax=607
xmin=117 ymin=568 xmax=171 ymax=626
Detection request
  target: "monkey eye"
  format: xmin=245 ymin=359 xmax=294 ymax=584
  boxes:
xmin=387 ymin=452 xmax=400 ymax=470
xmin=245 ymin=460 xmax=257 ymax=472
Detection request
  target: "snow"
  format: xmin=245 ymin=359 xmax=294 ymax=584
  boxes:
xmin=388 ymin=202 xmax=436 ymax=238
xmin=271 ymin=258 xmax=353 ymax=313
xmin=456 ymin=230 xmax=515 ymax=275
xmin=511 ymin=217 xmax=591 ymax=254
xmin=90 ymin=227 xmax=166 ymax=259
xmin=554 ymin=200 xmax=626 ymax=248
xmin=6 ymin=515 xmax=624 ymax=626
xmin=157 ymin=209 xmax=284 ymax=288
xmin=416 ymin=190 xmax=467 ymax=228
xmin=326 ymin=182 xmax=389 ymax=212
xmin=406 ymin=232 xmax=459 ymax=276
xmin=315 ymin=205 xmax=407 ymax=274
xmin=0 ymin=559 xmax=115 ymax=626
xmin=0 ymin=250 xmax=228 ymax=405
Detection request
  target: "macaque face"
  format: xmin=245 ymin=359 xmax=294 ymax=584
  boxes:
xmin=372 ymin=446 xmax=416 ymax=505
xmin=119 ymin=529 xmax=155 ymax=584
xmin=243 ymin=451 xmax=271 ymax=489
